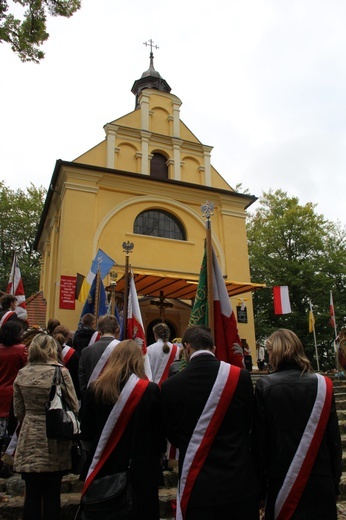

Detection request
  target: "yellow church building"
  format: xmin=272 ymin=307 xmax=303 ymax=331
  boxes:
xmin=34 ymin=50 xmax=262 ymax=353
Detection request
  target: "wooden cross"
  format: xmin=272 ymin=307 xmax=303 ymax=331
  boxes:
xmin=150 ymin=290 xmax=173 ymax=321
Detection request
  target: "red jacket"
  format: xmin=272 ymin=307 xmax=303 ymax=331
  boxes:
xmin=0 ymin=343 xmax=27 ymax=417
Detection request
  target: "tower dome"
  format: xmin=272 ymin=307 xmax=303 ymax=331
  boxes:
xmin=131 ymin=41 xmax=171 ymax=109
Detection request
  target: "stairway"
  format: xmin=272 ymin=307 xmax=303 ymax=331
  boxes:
xmin=1 ymin=373 xmax=346 ymax=520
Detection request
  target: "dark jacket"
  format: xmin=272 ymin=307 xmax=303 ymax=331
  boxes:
xmin=161 ymin=352 xmax=259 ymax=508
xmin=80 ymin=381 xmax=165 ymax=520
xmin=73 ymin=327 xmax=95 ymax=355
xmin=253 ymin=365 xmax=342 ymax=519
xmin=78 ymin=336 xmax=115 ymax=395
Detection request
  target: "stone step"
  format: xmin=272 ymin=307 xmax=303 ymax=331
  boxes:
xmin=0 ymin=473 xmax=178 ymax=520
xmin=2 ymin=473 xmax=346 ymax=518
xmin=338 ymin=421 xmax=346 ymax=435
xmin=341 ymin=434 xmax=346 ymax=450
xmin=0 ymin=489 xmax=177 ymax=520
xmin=337 ymin=400 xmax=346 ymax=411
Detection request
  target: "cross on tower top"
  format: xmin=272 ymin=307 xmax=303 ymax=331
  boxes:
xmin=143 ymin=39 xmax=159 ymax=56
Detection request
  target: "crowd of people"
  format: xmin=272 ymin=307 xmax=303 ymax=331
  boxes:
xmin=0 ymin=293 xmax=342 ymax=520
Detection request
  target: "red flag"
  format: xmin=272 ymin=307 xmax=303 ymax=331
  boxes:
xmin=127 ymin=274 xmax=152 ymax=379
xmin=330 ymin=292 xmax=336 ymax=328
xmin=6 ymin=253 xmax=27 ymax=321
xmin=273 ymin=286 xmax=292 ymax=315
xmin=212 ymin=248 xmax=244 ymax=368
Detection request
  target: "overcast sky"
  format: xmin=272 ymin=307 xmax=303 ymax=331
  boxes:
xmin=1 ymin=0 xmax=346 ymax=224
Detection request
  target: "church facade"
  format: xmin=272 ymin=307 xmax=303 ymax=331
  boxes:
xmin=34 ymin=52 xmax=261 ymax=352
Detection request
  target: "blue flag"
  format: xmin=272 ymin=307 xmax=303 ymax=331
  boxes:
xmin=81 ymin=274 xmax=108 ymax=317
xmin=86 ymin=249 xmax=115 ymax=284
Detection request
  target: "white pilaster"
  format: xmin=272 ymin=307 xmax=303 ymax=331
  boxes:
xmin=203 ymin=146 xmax=213 ymax=186
xmin=104 ymin=124 xmax=118 ymax=169
xmin=172 ymin=100 xmax=182 ymax=138
xmin=172 ymin=138 xmax=181 ymax=181
xmin=140 ymin=92 xmax=151 ymax=131
xmin=141 ymin=131 xmax=151 ymax=175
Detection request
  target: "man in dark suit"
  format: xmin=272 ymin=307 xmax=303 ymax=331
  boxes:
xmin=78 ymin=314 xmax=120 ymax=395
xmin=161 ymin=326 xmax=259 ymax=520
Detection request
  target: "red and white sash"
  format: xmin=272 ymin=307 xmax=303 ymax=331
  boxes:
xmin=274 ymin=373 xmax=333 ymax=520
xmin=176 ymin=356 xmax=241 ymax=520
xmin=155 ymin=344 xmax=178 ymax=387
xmin=0 ymin=311 xmax=15 ymax=328
xmin=87 ymin=339 xmax=119 ymax=387
xmin=61 ymin=345 xmax=75 ymax=365
xmin=88 ymin=331 xmax=101 ymax=345
xmin=82 ymin=374 xmax=149 ymax=495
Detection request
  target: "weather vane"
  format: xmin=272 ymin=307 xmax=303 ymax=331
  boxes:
xmin=143 ymin=39 xmax=159 ymax=55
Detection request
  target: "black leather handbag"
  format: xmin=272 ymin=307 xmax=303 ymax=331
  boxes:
xmin=79 ymin=470 xmax=135 ymax=520
xmin=45 ymin=366 xmax=80 ymax=440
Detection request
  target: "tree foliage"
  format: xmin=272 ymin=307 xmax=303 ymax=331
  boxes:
xmin=247 ymin=189 xmax=346 ymax=370
xmin=0 ymin=0 xmax=81 ymax=62
xmin=0 ymin=181 xmax=46 ymax=297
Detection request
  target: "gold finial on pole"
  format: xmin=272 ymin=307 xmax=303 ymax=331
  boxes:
xmin=201 ymin=202 xmax=214 ymax=332
xmin=122 ymin=242 xmax=134 ymax=336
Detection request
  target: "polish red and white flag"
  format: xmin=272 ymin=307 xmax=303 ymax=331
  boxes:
xmin=6 ymin=253 xmax=27 ymax=320
xmin=273 ymin=286 xmax=292 ymax=315
xmin=212 ymin=248 xmax=244 ymax=368
xmin=127 ymin=274 xmax=152 ymax=380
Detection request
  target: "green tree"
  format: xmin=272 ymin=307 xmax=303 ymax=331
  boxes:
xmin=0 ymin=181 xmax=46 ymax=297
xmin=0 ymin=0 xmax=81 ymax=62
xmin=247 ymin=189 xmax=346 ymax=370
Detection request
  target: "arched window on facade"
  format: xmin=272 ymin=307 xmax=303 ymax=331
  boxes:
xmin=134 ymin=210 xmax=186 ymax=241
xmin=150 ymin=153 xmax=168 ymax=179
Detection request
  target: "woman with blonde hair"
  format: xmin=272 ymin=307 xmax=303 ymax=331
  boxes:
xmin=147 ymin=323 xmax=180 ymax=386
xmin=80 ymin=339 xmax=165 ymax=519
xmin=253 ymin=329 xmax=342 ymax=520
xmin=13 ymin=333 xmax=79 ymax=520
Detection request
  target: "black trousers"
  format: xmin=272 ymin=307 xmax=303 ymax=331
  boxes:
xmin=22 ymin=471 xmax=64 ymax=520
xmin=186 ymin=496 xmax=259 ymax=520
xmin=265 ymin=476 xmax=337 ymax=520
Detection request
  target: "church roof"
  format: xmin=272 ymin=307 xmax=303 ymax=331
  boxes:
xmin=131 ymin=50 xmax=171 ymax=108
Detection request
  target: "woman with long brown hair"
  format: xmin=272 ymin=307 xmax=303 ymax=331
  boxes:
xmin=253 ymin=329 xmax=342 ymax=520
xmin=80 ymin=339 xmax=165 ymax=519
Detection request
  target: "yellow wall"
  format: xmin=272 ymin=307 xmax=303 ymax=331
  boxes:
xmin=37 ymin=82 xmax=258 ymax=358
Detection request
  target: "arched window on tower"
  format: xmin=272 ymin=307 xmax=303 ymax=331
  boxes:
xmin=150 ymin=153 xmax=168 ymax=179
xmin=134 ymin=210 xmax=186 ymax=241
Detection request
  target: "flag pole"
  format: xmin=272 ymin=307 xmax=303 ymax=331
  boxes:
xmin=201 ymin=201 xmax=214 ymax=332
xmin=8 ymin=251 xmax=16 ymax=294
xmin=122 ymin=241 xmax=134 ymax=338
xmin=94 ymin=268 xmax=101 ymax=323
xmin=330 ymin=290 xmax=339 ymax=373
xmin=309 ymin=299 xmax=320 ymax=372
